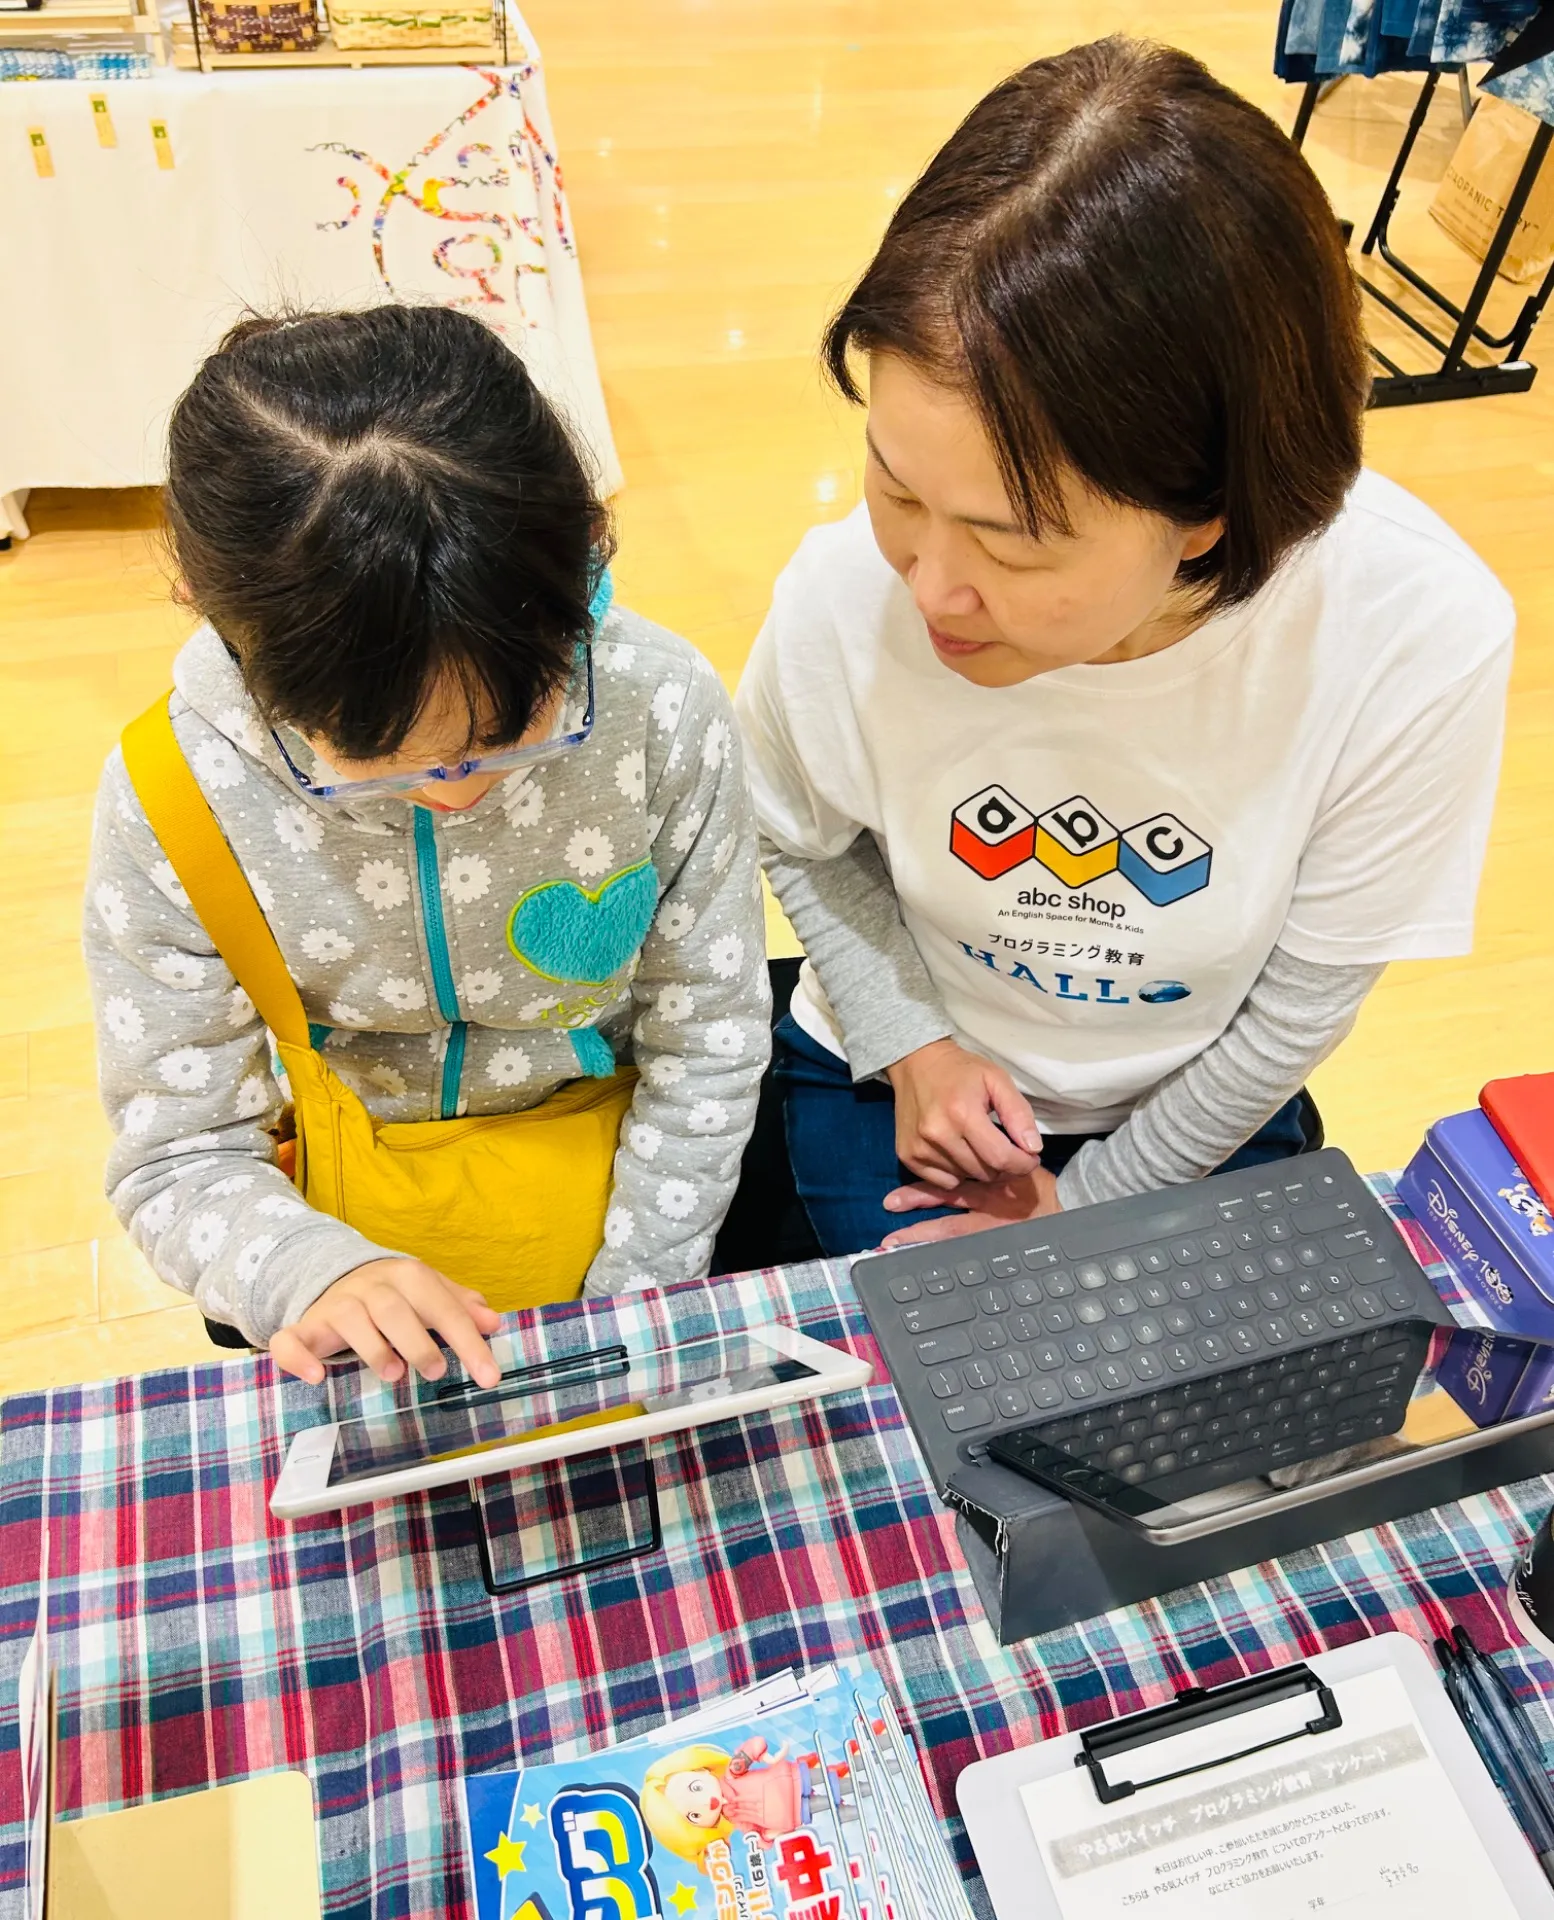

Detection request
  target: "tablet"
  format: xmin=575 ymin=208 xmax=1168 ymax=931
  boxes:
xmin=270 ymin=1322 xmax=870 ymax=1518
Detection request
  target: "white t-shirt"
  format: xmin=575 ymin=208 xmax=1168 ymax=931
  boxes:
xmin=736 ymin=470 xmax=1514 ymax=1133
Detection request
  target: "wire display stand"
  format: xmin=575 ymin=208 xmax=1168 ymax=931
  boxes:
xmin=1293 ymin=70 xmax=1554 ymax=404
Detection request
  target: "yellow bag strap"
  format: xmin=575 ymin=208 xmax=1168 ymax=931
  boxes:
xmin=120 ymin=694 xmax=311 ymax=1050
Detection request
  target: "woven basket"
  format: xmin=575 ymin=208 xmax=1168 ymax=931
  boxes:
xmin=326 ymin=0 xmax=490 ymax=46
xmin=197 ymin=0 xmax=318 ymax=50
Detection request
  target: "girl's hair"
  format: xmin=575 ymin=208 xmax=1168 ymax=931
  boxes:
xmin=164 ymin=304 xmax=614 ymax=760
xmin=639 ymin=1745 xmax=734 ymax=1865
xmin=824 ymin=36 xmax=1368 ymax=611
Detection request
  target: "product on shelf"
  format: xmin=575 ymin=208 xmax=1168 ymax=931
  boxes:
xmin=196 ymin=0 xmax=317 ymax=51
xmin=323 ymin=0 xmax=489 ymax=49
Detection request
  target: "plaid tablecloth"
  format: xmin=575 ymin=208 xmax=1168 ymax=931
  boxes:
xmin=4 ymin=1180 xmax=1554 ymax=1920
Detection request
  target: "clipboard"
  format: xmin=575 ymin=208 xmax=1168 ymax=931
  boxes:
xmin=958 ymin=1632 xmax=1554 ymax=1919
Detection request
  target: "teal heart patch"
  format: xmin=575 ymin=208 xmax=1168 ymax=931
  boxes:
xmin=506 ymin=860 xmax=659 ymax=986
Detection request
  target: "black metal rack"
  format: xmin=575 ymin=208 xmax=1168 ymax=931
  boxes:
xmin=1292 ymin=70 xmax=1554 ymax=403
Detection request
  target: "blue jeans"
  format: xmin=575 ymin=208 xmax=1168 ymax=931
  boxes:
xmin=773 ymin=1015 xmax=1317 ymax=1260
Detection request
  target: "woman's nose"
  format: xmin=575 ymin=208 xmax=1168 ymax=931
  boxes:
xmin=906 ymin=553 xmax=982 ymax=623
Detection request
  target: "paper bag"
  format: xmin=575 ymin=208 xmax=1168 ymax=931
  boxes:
xmin=1430 ymin=92 xmax=1554 ymax=284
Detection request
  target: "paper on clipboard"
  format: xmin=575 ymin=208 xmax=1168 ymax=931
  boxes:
xmin=1020 ymin=1664 xmax=1521 ymax=1919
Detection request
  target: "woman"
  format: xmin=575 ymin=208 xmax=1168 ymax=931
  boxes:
xmin=735 ymin=37 xmax=1512 ymax=1258
xmin=86 ymin=306 xmax=768 ymax=1387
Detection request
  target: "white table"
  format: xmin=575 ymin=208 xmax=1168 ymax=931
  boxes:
xmin=0 ymin=20 xmax=618 ymax=539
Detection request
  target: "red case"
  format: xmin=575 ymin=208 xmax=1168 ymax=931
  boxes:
xmin=1481 ymin=1073 xmax=1554 ymax=1211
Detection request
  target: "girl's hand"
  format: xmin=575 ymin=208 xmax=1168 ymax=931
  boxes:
xmin=880 ymin=1164 xmax=1061 ymax=1250
xmin=885 ymin=1037 xmax=1043 ymax=1188
xmin=269 ymin=1257 xmax=502 ymax=1388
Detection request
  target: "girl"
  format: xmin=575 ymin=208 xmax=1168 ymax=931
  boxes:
xmin=736 ymin=38 xmax=1513 ymax=1257
xmin=86 ymin=306 xmax=768 ymax=1387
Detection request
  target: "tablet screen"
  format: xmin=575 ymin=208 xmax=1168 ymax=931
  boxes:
xmin=327 ymin=1332 xmax=816 ymax=1486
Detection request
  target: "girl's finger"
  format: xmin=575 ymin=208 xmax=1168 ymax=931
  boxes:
xmin=328 ymin=1296 xmax=405 ymax=1384
xmin=268 ymin=1327 xmax=327 ymax=1386
xmin=368 ymin=1290 xmax=449 ymax=1381
xmin=987 ymin=1073 xmax=1043 ymax=1157
xmin=884 ymin=1181 xmax=971 ymax=1213
xmin=402 ymin=1273 xmax=502 ymax=1386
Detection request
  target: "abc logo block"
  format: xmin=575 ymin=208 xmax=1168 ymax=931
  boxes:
xmin=1118 ymin=813 xmax=1212 ymax=906
xmin=950 ymin=784 xmax=1036 ymax=879
xmin=1034 ymin=796 xmax=1119 ymax=888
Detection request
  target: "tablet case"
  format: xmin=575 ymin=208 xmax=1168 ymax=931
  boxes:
xmin=1484 ymin=1074 xmax=1554 ymax=1212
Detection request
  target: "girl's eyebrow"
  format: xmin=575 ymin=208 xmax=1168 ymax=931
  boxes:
xmin=865 ymin=427 xmax=1025 ymax=538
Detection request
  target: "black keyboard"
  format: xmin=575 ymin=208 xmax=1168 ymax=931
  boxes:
xmin=848 ymin=1149 xmax=1452 ymax=1493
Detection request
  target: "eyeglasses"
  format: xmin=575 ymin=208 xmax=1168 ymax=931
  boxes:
xmin=271 ymin=643 xmax=596 ymax=803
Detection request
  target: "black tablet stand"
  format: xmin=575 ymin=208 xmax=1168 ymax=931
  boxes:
xmin=1292 ymin=70 xmax=1554 ymax=405
xmin=433 ymin=1347 xmax=664 ymax=1598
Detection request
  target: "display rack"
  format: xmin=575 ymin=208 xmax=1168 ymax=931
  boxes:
xmin=1292 ymin=70 xmax=1554 ymax=405
xmin=0 ymin=0 xmax=163 ymax=55
xmin=174 ymin=0 xmax=507 ymax=69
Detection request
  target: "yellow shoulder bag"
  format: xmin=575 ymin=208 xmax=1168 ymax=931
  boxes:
xmin=121 ymin=696 xmax=636 ymax=1312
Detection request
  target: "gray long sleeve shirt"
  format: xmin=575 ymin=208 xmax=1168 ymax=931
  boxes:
xmin=763 ymin=835 xmax=1380 ymax=1208
xmin=85 ymin=613 xmax=770 ymax=1343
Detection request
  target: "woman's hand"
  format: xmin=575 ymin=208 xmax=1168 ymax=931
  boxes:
xmin=885 ymin=1037 xmax=1043 ymax=1188
xmin=880 ymin=1164 xmax=1062 ymax=1250
xmin=269 ymin=1257 xmax=502 ymax=1388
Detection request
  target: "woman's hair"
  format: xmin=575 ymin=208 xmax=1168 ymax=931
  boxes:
xmin=824 ymin=37 xmax=1368 ymax=611
xmin=164 ymin=304 xmax=613 ymax=760
xmin=639 ymin=1745 xmax=735 ymax=1865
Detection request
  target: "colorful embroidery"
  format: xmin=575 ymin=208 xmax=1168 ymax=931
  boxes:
xmin=507 ymin=861 xmax=658 ymax=986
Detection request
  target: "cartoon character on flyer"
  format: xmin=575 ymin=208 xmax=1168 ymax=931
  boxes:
xmin=640 ymin=1737 xmax=830 ymax=1863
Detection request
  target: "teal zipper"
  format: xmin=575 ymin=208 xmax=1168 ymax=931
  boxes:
xmin=412 ymin=806 xmax=466 ymax=1120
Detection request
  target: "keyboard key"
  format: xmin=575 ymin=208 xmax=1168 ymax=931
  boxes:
xmin=1075 ymin=1298 xmax=1107 ymax=1326
xmin=1042 ymin=1302 xmax=1075 ymax=1334
xmin=1010 ymin=1311 xmax=1043 ymax=1344
xmin=1063 ymin=1368 xmax=1098 ymax=1401
xmin=965 ymin=1358 xmax=998 ymax=1390
xmin=1134 ymin=1316 xmax=1165 ymax=1345
xmin=903 ymin=1297 xmax=975 ymax=1334
xmin=1292 ymin=1200 xmax=1356 ymax=1234
xmin=1108 ymin=1255 xmax=1140 ymax=1282
xmin=889 ymin=1277 xmax=922 ymax=1303
xmin=1030 ymin=1377 xmax=1065 ymax=1410
xmin=1099 ymin=1324 xmax=1132 ymax=1353
xmin=1263 ymin=1218 xmax=1292 ymax=1243
xmin=1217 ymin=1197 xmax=1249 ymax=1221
xmin=927 ymin=1368 xmax=960 ymax=1399
xmin=1202 ymin=1231 xmax=1233 ymax=1257
xmin=1264 ymin=1250 xmax=1295 ymax=1276
xmin=1294 ymin=1241 xmax=1324 ymax=1266
xmin=995 ymin=1387 xmax=1031 ymax=1420
xmin=1233 ymin=1226 xmax=1262 ymax=1250
xmin=1021 ymin=1242 xmax=1060 ymax=1269
xmin=1319 ymin=1268 xmax=1349 ymax=1293
xmin=975 ymin=1322 xmax=1008 ymax=1350
xmin=1066 ymin=1332 xmax=1101 ymax=1363
xmin=1108 ymin=1287 xmax=1140 ymax=1316
xmin=1197 ymin=1333 xmax=1232 ymax=1364
xmin=1229 ymin=1326 xmax=1260 ymax=1355
xmin=1096 ymin=1361 xmax=1132 ymax=1393
xmin=943 ymin=1397 xmax=992 ymax=1432
xmin=1106 ymin=1442 xmax=1138 ymax=1469
xmin=1258 ymin=1282 xmax=1290 ymax=1309
xmin=1348 ymin=1252 xmax=1397 ymax=1285
xmin=1204 ymin=1265 xmax=1235 ymax=1291
xmin=1011 ymin=1279 xmax=1043 ymax=1308
xmin=1312 ymin=1169 xmax=1341 ymax=1195
xmin=1196 ymin=1299 xmax=1228 ymax=1327
xmin=1321 ymin=1299 xmax=1355 ymax=1329
xmin=924 ymin=1273 xmax=957 ymax=1295
xmin=1282 ymin=1180 xmax=1308 ymax=1204
xmin=990 ymin=1253 xmax=1019 ymax=1279
xmin=978 ymin=1286 xmax=1011 ymax=1315
xmin=1139 ymin=1247 xmax=1172 ymax=1274
xmin=915 ymin=1329 xmax=973 ymax=1365
xmin=1075 ymin=1261 xmax=1108 ymax=1290
xmin=1163 ymin=1307 xmax=1196 ymax=1336
xmin=1171 ymin=1239 xmax=1202 ymax=1265
xmin=1172 ymin=1274 xmax=1204 ymax=1299
xmin=1325 ymin=1226 xmax=1377 ymax=1257
xmin=1163 ymin=1341 xmax=1196 ymax=1372
xmin=957 ymin=1261 xmax=987 ymax=1287
xmin=1382 ymin=1281 xmax=1415 ymax=1312
xmin=1232 ymin=1256 xmax=1265 ymax=1284
xmin=1140 ymin=1279 xmax=1172 ymax=1308
xmin=1131 ymin=1351 xmax=1165 ymax=1382
xmin=1253 ymin=1187 xmax=1279 ymax=1212
xmin=1032 ymin=1341 xmax=1066 ymax=1371
xmin=1291 ymin=1276 xmax=1320 ymax=1303
xmin=1352 ymin=1289 xmax=1385 ymax=1320
xmin=1228 ymin=1291 xmax=1259 ymax=1319
xmin=999 ymin=1351 xmax=1032 ymax=1380
xmin=1260 ymin=1316 xmax=1293 ymax=1346
xmin=1045 ymin=1271 xmax=1077 ymax=1298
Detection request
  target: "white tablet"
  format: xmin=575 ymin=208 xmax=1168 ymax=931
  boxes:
xmin=270 ymin=1322 xmax=870 ymax=1519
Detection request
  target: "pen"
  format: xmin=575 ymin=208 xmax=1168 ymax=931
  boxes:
xmin=1451 ymin=1626 xmax=1554 ymax=1838
xmin=1437 ymin=1637 xmax=1554 ymax=1888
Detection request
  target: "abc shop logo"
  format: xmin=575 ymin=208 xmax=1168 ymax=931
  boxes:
xmin=950 ymin=785 xmax=1213 ymax=907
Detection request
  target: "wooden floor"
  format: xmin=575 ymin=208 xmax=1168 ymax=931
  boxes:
xmin=3 ymin=0 xmax=1552 ymax=1393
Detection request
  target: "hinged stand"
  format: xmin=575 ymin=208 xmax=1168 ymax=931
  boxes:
xmin=467 ymin=1444 xmax=661 ymax=1597
xmin=1293 ymin=70 xmax=1554 ymax=404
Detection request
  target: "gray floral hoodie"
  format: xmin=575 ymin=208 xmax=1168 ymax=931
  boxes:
xmin=83 ymin=607 xmax=770 ymax=1344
